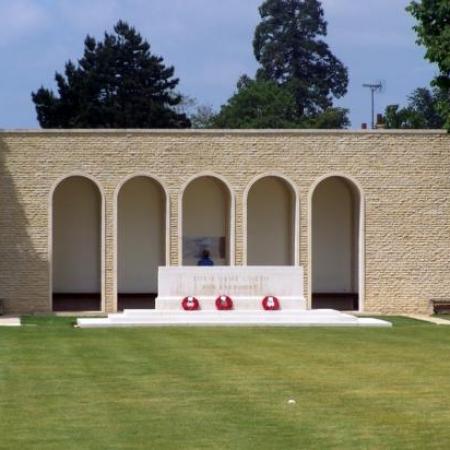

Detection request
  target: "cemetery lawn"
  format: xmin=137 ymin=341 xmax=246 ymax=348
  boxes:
xmin=1 ymin=316 xmax=450 ymax=449
xmin=435 ymin=314 xmax=450 ymax=321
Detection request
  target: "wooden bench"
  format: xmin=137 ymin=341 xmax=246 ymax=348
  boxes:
xmin=430 ymin=299 xmax=450 ymax=314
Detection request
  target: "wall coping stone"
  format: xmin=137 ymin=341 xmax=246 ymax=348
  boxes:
xmin=0 ymin=129 xmax=447 ymax=136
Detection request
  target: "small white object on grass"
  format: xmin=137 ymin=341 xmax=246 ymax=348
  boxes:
xmin=288 ymin=399 xmax=296 ymax=405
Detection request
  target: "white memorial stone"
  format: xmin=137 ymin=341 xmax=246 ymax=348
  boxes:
xmin=76 ymin=266 xmax=392 ymax=328
xmin=155 ymin=266 xmax=306 ymax=311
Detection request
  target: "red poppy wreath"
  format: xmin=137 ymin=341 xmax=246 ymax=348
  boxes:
xmin=262 ymin=296 xmax=280 ymax=311
xmin=215 ymin=295 xmax=234 ymax=311
xmin=182 ymin=296 xmax=200 ymax=311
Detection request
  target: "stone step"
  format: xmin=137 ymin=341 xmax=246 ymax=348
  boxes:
xmin=117 ymin=308 xmax=349 ymax=318
xmin=109 ymin=311 xmax=357 ymax=323
xmin=77 ymin=310 xmax=392 ymax=328
xmin=0 ymin=317 xmax=21 ymax=327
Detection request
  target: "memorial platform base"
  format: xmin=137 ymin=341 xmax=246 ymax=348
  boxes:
xmin=77 ymin=309 xmax=391 ymax=328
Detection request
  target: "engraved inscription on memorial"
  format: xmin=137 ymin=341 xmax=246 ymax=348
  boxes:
xmin=157 ymin=266 xmax=306 ymax=311
xmin=192 ymin=274 xmax=268 ymax=296
xmin=160 ymin=267 xmax=304 ymax=298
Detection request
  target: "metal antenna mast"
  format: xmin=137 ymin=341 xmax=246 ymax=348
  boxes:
xmin=363 ymin=82 xmax=383 ymax=129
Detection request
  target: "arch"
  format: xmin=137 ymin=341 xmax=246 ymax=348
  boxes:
xmin=49 ymin=173 xmax=105 ymax=312
xmin=114 ymin=174 xmax=169 ymax=311
xmin=308 ymin=173 xmax=365 ymax=312
xmin=179 ymin=172 xmax=235 ymax=266
xmin=243 ymin=173 xmax=299 ymax=266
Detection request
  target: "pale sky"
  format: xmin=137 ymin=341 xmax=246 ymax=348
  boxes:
xmin=0 ymin=0 xmax=437 ymax=129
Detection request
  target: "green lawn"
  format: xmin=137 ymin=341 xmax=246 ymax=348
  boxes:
xmin=435 ymin=314 xmax=450 ymax=321
xmin=1 ymin=317 xmax=450 ymax=449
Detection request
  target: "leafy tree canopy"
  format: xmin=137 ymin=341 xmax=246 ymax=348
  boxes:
xmin=253 ymin=0 xmax=349 ymax=117
xmin=408 ymin=1 xmax=450 ymax=89
xmin=384 ymin=87 xmax=447 ymax=129
xmin=214 ymin=76 xmax=349 ymax=129
xmin=214 ymin=77 xmax=298 ymax=128
xmin=407 ymin=1 xmax=450 ymax=129
xmin=32 ymin=21 xmax=190 ymax=128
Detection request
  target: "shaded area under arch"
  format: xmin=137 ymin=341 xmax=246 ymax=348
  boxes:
xmin=117 ymin=176 xmax=166 ymax=311
xmin=311 ymin=176 xmax=360 ymax=311
xmin=52 ymin=176 xmax=102 ymax=312
xmin=182 ymin=176 xmax=231 ymax=266
xmin=247 ymin=176 xmax=295 ymax=266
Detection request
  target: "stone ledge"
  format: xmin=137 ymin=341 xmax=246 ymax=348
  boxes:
xmin=0 ymin=129 xmax=447 ymax=136
xmin=77 ymin=309 xmax=392 ymax=328
xmin=0 ymin=317 xmax=21 ymax=327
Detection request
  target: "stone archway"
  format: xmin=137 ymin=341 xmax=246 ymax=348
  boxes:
xmin=117 ymin=176 xmax=166 ymax=310
xmin=52 ymin=175 xmax=102 ymax=311
xmin=311 ymin=176 xmax=362 ymax=311
xmin=182 ymin=175 xmax=232 ymax=266
xmin=246 ymin=176 xmax=296 ymax=266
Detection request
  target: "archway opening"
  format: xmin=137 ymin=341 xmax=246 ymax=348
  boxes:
xmin=311 ymin=176 xmax=360 ymax=311
xmin=117 ymin=176 xmax=166 ymax=310
xmin=182 ymin=176 xmax=231 ymax=266
xmin=52 ymin=176 xmax=101 ymax=311
xmin=247 ymin=176 xmax=295 ymax=265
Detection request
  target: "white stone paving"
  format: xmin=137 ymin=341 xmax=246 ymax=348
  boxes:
xmin=0 ymin=317 xmax=21 ymax=327
xmin=77 ymin=309 xmax=392 ymax=328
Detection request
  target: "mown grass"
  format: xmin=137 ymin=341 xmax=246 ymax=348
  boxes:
xmin=434 ymin=314 xmax=450 ymax=321
xmin=1 ymin=316 xmax=450 ymax=449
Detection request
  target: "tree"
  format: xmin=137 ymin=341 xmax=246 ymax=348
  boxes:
xmin=253 ymin=0 xmax=349 ymax=117
xmin=407 ymin=1 xmax=450 ymax=128
xmin=384 ymin=87 xmax=446 ymax=129
xmin=190 ymin=105 xmax=217 ymax=129
xmin=174 ymin=95 xmax=217 ymax=129
xmin=213 ymin=77 xmax=298 ymax=129
xmin=301 ymin=106 xmax=349 ymax=129
xmin=214 ymin=0 xmax=350 ymax=129
xmin=32 ymin=21 xmax=190 ymax=128
xmin=214 ymin=76 xmax=349 ymax=129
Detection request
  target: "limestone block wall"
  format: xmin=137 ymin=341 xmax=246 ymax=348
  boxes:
xmin=0 ymin=129 xmax=449 ymax=315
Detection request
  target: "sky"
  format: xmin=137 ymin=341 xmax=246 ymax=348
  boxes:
xmin=0 ymin=0 xmax=438 ymax=129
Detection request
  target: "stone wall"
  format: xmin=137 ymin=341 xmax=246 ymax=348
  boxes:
xmin=0 ymin=129 xmax=449 ymax=314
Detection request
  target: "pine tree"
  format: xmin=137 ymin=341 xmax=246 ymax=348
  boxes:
xmin=253 ymin=0 xmax=348 ymax=117
xmin=32 ymin=21 xmax=190 ymax=128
